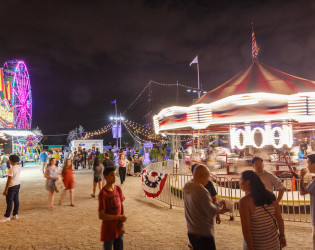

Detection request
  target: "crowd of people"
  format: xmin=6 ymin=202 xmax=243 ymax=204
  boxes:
xmin=2 ymin=147 xmax=315 ymax=250
xmin=181 ymin=155 xmax=315 ymax=250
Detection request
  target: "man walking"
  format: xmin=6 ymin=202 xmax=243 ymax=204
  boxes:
xmin=183 ymin=164 xmax=226 ymax=249
xmin=300 ymin=154 xmax=315 ymax=250
xmin=40 ymin=150 xmax=47 ymax=173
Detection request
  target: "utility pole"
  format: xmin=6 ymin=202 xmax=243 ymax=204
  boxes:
xmin=119 ymin=113 xmax=122 ymax=148
xmin=114 ymin=101 xmax=118 ymax=149
xmin=176 ymin=80 xmax=179 ymax=105
xmin=145 ymin=82 xmax=152 ymax=131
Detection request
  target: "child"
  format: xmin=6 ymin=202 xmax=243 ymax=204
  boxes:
xmin=91 ymin=158 xmax=104 ymax=197
xmin=0 ymin=155 xmax=21 ymax=223
xmin=99 ymin=167 xmax=127 ymax=250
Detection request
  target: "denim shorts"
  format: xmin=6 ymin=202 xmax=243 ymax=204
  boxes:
xmin=94 ymin=176 xmax=103 ymax=182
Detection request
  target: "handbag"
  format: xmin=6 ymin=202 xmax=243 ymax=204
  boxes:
xmin=54 ymin=180 xmax=65 ymax=193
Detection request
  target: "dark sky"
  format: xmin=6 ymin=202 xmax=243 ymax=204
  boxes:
xmin=0 ymin=0 xmax=314 ymax=137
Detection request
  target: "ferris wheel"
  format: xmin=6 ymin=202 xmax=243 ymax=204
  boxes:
xmin=3 ymin=60 xmax=32 ymax=129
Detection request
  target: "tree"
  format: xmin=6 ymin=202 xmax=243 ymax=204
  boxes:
xmin=67 ymin=125 xmax=85 ymax=143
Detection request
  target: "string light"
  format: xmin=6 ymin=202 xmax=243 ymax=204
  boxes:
xmin=123 ymin=80 xmax=200 ymax=115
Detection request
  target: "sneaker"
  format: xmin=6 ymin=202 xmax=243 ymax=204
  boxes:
xmin=10 ymin=215 xmax=18 ymax=220
xmin=0 ymin=217 xmax=10 ymax=223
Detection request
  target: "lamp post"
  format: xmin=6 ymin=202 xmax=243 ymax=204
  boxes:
xmin=186 ymin=89 xmax=207 ymax=102
xmin=110 ymin=115 xmax=125 ymax=149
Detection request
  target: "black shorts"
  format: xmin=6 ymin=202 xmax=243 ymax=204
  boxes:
xmin=134 ymin=165 xmax=141 ymax=173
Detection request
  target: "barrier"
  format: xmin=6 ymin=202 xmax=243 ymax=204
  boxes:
xmin=144 ymin=162 xmax=312 ymax=223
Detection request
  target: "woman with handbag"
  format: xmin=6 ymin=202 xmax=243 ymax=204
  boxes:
xmin=118 ymin=154 xmax=129 ymax=186
xmin=239 ymin=170 xmax=286 ymax=250
xmin=44 ymin=158 xmax=60 ymax=209
xmin=59 ymin=159 xmax=75 ymax=206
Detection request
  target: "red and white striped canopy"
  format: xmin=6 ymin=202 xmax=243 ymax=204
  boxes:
xmin=195 ymin=62 xmax=315 ymax=104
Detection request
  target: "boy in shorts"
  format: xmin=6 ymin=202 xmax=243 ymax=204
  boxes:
xmin=99 ymin=167 xmax=127 ymax=250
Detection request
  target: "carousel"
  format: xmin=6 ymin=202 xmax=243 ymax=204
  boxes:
xmin=153 ymin=38 xmax=315 ymax=190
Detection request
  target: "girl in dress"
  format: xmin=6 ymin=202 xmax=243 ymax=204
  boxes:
xmin=44 ymin=158 xmax=60 ymax=209
xmin=59 ymin=159 xmax=75 ymax=206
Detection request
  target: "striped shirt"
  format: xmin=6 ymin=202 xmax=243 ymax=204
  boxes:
xmin=245 ymin=204 xmax=280 ymax=250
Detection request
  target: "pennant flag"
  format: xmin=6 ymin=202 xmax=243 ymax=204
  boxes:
xmin=0 ymin=69 xmax=4 ymax=99
xmin=189 ymin=55 xmax=198 ymax=66
xmin=3 ymin=82 xmax=7 ymax=99
xmin=6 ymin=81 xmax=12 ymax=101
xmin=252 ymin=25 xmax=260 ymax=60
xmin=110 ymin=100 xmax=116 ymax=104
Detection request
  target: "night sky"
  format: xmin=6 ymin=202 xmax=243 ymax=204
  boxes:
xmin=0 ymin=0 xmax=314 ymax=142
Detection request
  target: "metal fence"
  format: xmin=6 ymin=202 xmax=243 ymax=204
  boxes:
xmin=144 ymin=163 xmax=311 ymax=223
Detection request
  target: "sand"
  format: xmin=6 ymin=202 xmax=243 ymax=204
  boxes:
xmin=0 ymin=165 xmax=312 ymax=249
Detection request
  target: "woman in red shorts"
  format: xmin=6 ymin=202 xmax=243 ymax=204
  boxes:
xmin=59 ymin=159 xmax=75 ymax=206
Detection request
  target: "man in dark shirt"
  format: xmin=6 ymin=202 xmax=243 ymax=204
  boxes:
xmin=132 ymin=149 xmax=142 ymax=177
xmin=82 ymin=148 xmax=87 ymax=168
xmin=103 ymin=153 xmax=114 ymax=170
xmin=95 ymin=148 xmax=100 ymax=157
xmin=108 ymin=149 xmax=114 ymax=161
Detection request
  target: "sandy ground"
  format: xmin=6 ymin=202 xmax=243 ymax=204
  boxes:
xmin=0 ymin=165 xmax=313 ymax=249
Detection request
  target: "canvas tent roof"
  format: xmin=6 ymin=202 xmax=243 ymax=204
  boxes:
xmin=195 ymin=62 xmax=315 ymax=104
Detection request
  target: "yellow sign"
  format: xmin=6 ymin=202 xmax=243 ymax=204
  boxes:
xmin=0 ymin=105 xmax=13 ymax=123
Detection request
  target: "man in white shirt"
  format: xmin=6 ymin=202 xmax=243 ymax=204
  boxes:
xmin=0 ymin=155 xmax=21 ymax=223
xmin=252 ymin=156 xmax=285 ymax=202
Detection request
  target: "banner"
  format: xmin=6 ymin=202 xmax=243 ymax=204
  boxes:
xmin=143 ymin=142 xmax=153 ymax=148
xmin=112 ymin=124 xmax=122 ymax=138
xmin=142 ymin=169 xmax=168 ymax=198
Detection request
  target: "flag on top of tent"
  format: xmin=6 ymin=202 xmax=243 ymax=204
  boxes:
xmin=189 ymin=55 xmax=198 ymax=66
xmin=252 ymin=26 xmax=260 ymax=60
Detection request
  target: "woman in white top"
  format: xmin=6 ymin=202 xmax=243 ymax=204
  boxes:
xmin=44 ymin=158 xmax=60 ymax=209
xmin=118 ymin=154 xmax=129 ymax=186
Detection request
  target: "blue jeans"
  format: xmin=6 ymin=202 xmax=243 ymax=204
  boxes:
xmin=4 ymin=184 xmax=20 ymax=218
xmin=103 ymin=235 xmax=123 ymax=250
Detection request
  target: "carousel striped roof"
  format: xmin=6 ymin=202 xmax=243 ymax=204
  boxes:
xmin=195 ymin=62 xmax=315 ymax=104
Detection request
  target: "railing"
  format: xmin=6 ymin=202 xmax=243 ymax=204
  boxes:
xmin=144 ymin=162 xmax=311 ymax=223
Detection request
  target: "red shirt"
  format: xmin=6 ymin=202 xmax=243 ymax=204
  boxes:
xmin=98 ymin=185 xmax=125 ymax=242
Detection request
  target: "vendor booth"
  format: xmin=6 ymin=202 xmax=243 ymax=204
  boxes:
xmin=70 ymin=139 xmax=103 ymax=153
